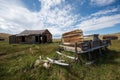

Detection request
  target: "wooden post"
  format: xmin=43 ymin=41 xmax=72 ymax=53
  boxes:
xmin=74 ymin=42 xmax=78 ymax=63
xmin=87 ymin=41 xmax=92 ymax=61
xmin=75 ymin=42 xmax=78 ymax=54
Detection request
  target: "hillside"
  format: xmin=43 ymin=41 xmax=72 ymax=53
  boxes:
xmin=103 ymin=32 xmax=120 ymax=40
xmin=0 ymin=33 xmax=11 ymax=41
xmin=0 ymin=40 xmax=120 ymax=80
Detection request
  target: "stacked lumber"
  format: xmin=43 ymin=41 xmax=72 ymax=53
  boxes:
xmin=62 ymin=29 xmax=83 ymax=43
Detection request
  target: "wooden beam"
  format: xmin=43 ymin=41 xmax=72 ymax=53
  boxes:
xmin=47 ymin=57 xmax=69 ymax=66
xmin=62 ymin=33 xmax=83 ymax=38
xmin=56 ymin=51 xmax=76 ymax=60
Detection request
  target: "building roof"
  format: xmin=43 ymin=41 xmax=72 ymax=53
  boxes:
xmin=16 ymin=29 xmax=50 ymax=36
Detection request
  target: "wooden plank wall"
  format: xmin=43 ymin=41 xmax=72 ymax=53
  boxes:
xmin=62 ymin=29 xmax=83 ymax=43
xmin=9 ymin=35 xmax=16 ymax=44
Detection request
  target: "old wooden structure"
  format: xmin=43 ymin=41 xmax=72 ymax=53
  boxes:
xmin=59 ymin=29 xmax=111 ymax=53
xmin=9 ymin=29 xmax=52 ymax=44
xmin=57 ymin=29 xmax=111 ymax=65
xmin=62 ymin=29 xmax=83 ymax=43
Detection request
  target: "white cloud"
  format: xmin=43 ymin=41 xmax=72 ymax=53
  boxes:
xmin=76 ymin=7 xmax=120 ymax=33
xmin=79 ymin=14 xmax=120 ymax=31
xmin=91 ymin=0 xmax=115 ymax=6
xmin=0 ymin=0 xmax=77 ymax=37
xmin=39 ymin=0 xmax=62 ymax=10
xmin=91 ymin=8 xmax=118 ymax=16
xmin=0 ymin=0 xmax=120 ymax=38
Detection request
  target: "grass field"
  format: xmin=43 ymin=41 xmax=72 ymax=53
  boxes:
xmin=0 ymin=40 xmax=120 ymax=80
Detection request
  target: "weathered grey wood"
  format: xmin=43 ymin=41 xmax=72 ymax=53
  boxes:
xmin=56 ymin=51 xmax=76 ymax=60
xmin=9 ymin=29 xmax=52 ymax=44
xmin=60 ymin=43 xmax=110 ymax=54
xmin=47 ymin=57 xmax=69 ymax=66
xmin=58 ymin=29 xmax=112 ymax=65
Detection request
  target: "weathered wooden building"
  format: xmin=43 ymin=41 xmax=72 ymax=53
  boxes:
xmin=9 ymin=29 xmax=52 ymax=44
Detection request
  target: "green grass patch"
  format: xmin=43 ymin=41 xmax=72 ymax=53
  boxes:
xmin=0 ymin=40 xmax=120 ymax=80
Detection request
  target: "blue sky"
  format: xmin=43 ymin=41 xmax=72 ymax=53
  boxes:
xmin=0 ymin=0 xmax=120 ymax=38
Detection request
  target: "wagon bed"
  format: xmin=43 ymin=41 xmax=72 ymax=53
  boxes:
xmin=59 ymin=29 xmax=111 ymax=54
xmin=59 ymin=39 xmax=111 ymax=54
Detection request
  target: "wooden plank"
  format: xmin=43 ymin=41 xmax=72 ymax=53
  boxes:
xmin=62 ymin=42 xmax=82 ymax=47
xmin=56 ymin=51 xmax=76 ymax=60
xmin=63 ymin=33 xmax=83 ymax=38
xmin=63 ymin=39 xmax=83 ymax=43
xmin=59 ymin=45 xmax=82 ymax=52
xmin=63 ymin=34 xmax=82 ymax=38
xmin=47 ymin=57 xmax=69 ymax=66
xmin=62 ymin=29 xmax=83 ymax=36
xmin=60 ymin=41 xmax=110 ymax=54
xmin=63 ymin=36 xmax=83 ymax=43
xmin=62 ymin=29 xmax=83 ymax=43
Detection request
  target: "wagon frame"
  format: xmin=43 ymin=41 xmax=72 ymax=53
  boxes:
xmin=57 ymin=29 xmax=111 ymax=64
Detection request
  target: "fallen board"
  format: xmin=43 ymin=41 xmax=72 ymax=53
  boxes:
xmin=56 ymin=51 xmax=77 ymax=60
xmin=47 ymin=57 xmax=69 ymax=66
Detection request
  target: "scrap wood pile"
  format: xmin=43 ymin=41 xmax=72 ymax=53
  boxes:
xmin=34 ymin=51 xmax=76 ymax=68
xmin=34 ymin=29 xmax=112 ymax=68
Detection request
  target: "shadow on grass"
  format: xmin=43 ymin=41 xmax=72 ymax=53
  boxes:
xmin=74 ymin=48 xmax=120 ymax=66
xmin=62 ymin=49 xmax=120 ymax=80
xmin=96 ymin=49 xmax=120 ymax=65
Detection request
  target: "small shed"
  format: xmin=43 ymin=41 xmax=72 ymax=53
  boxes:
xmin=9 ymin=29 xmax=52 ymax=44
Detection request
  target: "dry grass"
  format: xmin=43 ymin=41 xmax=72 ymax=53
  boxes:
xmin=0 ymin=33 xmax=11 ymax=41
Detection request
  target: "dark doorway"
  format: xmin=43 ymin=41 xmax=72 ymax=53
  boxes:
xmin=21 ymin=36 xmax=25 ymax=42
xmin=42 ymin=35 xmax=47 ymax=43
xmin=35 ymin=36 xmax=39 ymax=42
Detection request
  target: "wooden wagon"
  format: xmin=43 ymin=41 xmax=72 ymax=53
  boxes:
xmin=57 ymin=29 xmax=111 ymax=65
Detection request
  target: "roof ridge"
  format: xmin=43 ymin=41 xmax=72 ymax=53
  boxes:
xmin=16 ymin=29 xmax=49 ymax=36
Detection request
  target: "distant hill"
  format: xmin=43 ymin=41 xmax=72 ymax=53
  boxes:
xmin=103 ymin=32 xmax=120 ymax=40
xmin=0 ymin=33 xmax=11 ymax=41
